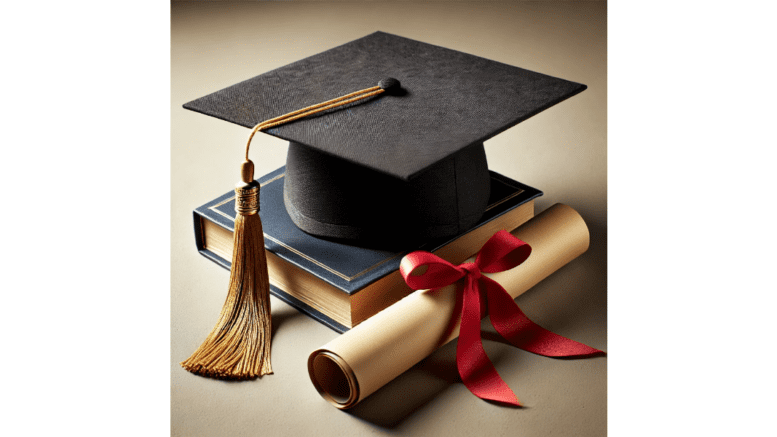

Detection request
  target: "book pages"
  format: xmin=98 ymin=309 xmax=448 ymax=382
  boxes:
xmin=308 ymin=203 xmax=590 ymax=408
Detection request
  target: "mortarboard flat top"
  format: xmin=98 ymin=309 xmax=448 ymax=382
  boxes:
xmin=183 ymin=31 xmax=586 ymax=181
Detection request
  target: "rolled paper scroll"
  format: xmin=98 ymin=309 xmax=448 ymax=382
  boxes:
xmin=308 ymin=203 xmax=591 ymax=409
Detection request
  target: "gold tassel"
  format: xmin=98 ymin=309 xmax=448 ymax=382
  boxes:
xmin=182 ymin=160 xmax=272 ymax=379
xmin=182 ymin=81 xmax=398 ymax=380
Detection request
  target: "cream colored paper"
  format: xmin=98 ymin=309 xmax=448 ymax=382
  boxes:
xmin=308 ymin=204 xmax=590 ymax=409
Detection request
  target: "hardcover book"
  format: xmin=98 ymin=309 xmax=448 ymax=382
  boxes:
xmin=194 ymin=166 xmax=542 ymax=332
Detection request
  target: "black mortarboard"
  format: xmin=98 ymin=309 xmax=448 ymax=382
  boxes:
xmin=184 ymin=31 xmax=585 ymax=246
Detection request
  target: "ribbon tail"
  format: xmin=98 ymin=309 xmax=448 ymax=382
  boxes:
xmin=484 ymin=278 xmax=604 ymax=357
xmin=457 ymin=277 xmax=521 ymax=406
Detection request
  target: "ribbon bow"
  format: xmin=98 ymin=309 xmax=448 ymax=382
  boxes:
xmin=400 ymin=230 xmax=602 ymax=406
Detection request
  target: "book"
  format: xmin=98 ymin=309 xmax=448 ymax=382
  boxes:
xmin=194 ymin=166 xmax=542 ymax=333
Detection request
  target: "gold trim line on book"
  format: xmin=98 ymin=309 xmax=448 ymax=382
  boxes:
xmin=207 ymin=174 xmax=525 ymax=283
xmin=263 ymin=234 xmax=404 ymax=282
xmin=485 ymin=189 xmax=523 ymax=212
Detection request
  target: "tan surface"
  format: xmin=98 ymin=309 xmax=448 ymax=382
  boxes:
xmin=171 ymin=2 xmax=607 ymax=436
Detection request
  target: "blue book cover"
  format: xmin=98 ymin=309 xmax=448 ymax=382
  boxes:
xmin=194 ymin=166 xmax=541 ymax=332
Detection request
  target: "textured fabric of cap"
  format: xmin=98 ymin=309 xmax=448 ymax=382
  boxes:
xmin=183 ymin=31 xmax=586 ymax=181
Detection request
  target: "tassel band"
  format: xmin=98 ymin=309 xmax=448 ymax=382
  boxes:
xmin=235 ymin=181 xmax=260 ymax=216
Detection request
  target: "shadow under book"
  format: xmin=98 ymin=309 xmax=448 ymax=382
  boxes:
xmin=194 ymin=166 xmax=541 ymax=333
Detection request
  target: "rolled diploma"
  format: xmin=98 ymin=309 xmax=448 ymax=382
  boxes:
xmin=308 ymin=203 xmax=590 ymax=409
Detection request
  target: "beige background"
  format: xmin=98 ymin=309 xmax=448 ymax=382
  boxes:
xmin=171 ymin=2 xmax=607 ymax=436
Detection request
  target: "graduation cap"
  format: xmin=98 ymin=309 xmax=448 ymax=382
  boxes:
xmin=180 ymin=31 xmax=586 ymax=380
xmin=184 ymin=31 xmax=586 ymax=246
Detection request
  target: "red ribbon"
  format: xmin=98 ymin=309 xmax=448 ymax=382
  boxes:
xmin=399 ymin=230 xmax=603 ymax=406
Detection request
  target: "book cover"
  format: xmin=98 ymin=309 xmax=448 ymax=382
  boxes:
xmin=194 ymin=166 xmax=541 ymax=332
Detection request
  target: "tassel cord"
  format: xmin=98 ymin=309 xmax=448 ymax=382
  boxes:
xmin=244 ymin=86 xmax=384 ymax=160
